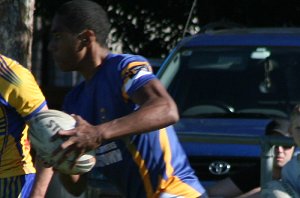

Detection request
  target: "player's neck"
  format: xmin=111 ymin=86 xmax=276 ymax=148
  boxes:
xmin=80 ymin=48 xmax=109 ymax=80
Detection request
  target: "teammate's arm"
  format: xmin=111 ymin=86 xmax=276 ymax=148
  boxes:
xmin=30 ymin=158 xmax=54 ymax=197
xmin=29 ymin=105 xmax=55 ymax=197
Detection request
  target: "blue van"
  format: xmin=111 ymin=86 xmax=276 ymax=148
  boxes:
xmin=156 ymin=28 xmax=300 ymax=187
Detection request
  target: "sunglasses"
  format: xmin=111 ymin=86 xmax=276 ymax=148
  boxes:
xmin=275 ymin=145 xmax=293 ymax=149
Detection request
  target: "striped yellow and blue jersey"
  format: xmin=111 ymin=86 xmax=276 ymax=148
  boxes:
xmin=62 ymin=53 xmax=206 ymax=197
xmin=0 ymin=54 xmax=46 ymax=178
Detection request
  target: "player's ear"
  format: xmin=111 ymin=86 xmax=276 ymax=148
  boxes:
xmin=77 ymin=30 xmax=96 ymax=46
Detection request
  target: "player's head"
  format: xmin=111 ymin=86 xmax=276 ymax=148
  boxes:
xmin=290 ymin=104 xmax=300 ymax=147
xmin=55 ymin=0 xmax=110 ymax=47
xmin=265 ymin=119 xmax=294 ymax=168
xmin=48 ymin=0 xmax=111 ymax=72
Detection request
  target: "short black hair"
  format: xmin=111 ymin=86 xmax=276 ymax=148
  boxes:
xmin=56 ymin=0 xmax=111 ymax=47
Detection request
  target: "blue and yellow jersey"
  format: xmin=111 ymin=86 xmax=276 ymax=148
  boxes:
xmin=0 ymin=55 xmax=46 ymax=178
xmin=63 ymin=53 xmax=206 ymax=197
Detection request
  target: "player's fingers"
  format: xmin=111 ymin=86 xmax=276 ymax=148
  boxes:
xmin=54 ymin=145 xmax=83 ymax=170
xmin=72 ymin=115 xmax=85 ymax=125
xmin=53 ymin=132 xmax=85 ymax=161
xmin=52 ymin=139 xmax=73 ymax=157
xmin=52 ymin=135 xmax=85 ymax=158
xmin=51 ymin=130 xmax=62 ymax=141
xmin=60 ymin=135 xmax=78 ymax=150
xmin=58 ymin=128 xmax=77 ymax=136
xmin=55 ymin=148 xmax=74 ymax=165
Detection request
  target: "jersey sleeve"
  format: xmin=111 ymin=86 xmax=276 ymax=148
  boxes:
xmin=0 ymin=56 xmax=46 ymax=120
xmin=119 ymin=55 xmax=157 ymax=99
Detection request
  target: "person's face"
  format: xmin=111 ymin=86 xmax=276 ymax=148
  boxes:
xmin=48 ymin=15 xmax=85 ymax=72
xmin=290 ymin=115 xmax=300 ymax=147
xmin=273 ymin=144 xmax=294 ymax=168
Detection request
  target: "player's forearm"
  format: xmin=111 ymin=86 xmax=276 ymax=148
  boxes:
xmin=99 ymin=96 xmax=179 ymax=140
xmin=30 ymin=159 xmax=54 ymax=197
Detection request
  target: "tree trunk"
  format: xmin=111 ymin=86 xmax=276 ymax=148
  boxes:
xmin=0 ymin=0 xmax=35 ymax=69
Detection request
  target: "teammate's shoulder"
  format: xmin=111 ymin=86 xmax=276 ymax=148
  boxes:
xmin=0 ymin=54 xmax=29 ymax=72
xmin=0 ymin=54 xmax=33 ymax=86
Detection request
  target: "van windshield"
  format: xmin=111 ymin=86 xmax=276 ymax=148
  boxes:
xmin=160 ymin=46 xmax=300 ymax=118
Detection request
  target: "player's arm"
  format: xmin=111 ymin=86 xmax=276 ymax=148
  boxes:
xmin=99 ymin=78 xmax=179 ymax=139
xmin=13 ymin=75 xmax=54 ymax=197
xmin=54 ymin=78 xmax=178 ymax=194
xmin=2 ymin=57 xmax=54 ymax=197
xmin=30 ymin=157 xmax=54 ymax=197
xmin=29 ymin=105 xmax=55 ymax=197
xmin=57 ymin=78 xmax=179 ymax=153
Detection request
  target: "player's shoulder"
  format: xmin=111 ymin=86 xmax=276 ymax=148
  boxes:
xmin=0 ymin=54 xmax=27 ymax=71
xmin=107 ymin=53 xmax=149 ymax=70
xmin=0 ymin=54 xmax=33 ymax=78
xmin=0 ymin=54 xmax=32 ymax=86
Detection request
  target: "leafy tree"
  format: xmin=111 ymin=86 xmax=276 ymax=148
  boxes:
xmin=34 ymin=0 xmax=199 ymax=59
xmin=34 ymin=0 xmax=300 ymax=60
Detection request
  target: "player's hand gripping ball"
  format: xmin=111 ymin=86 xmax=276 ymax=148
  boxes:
xmin=29 ymin=109 xmax=96 ymax=175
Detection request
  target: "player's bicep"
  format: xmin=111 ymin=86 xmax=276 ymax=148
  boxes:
xmin=120 ymin=60 xmax=155 ymax=100
xmin=130 ymin=79 xmax=173 ymax=106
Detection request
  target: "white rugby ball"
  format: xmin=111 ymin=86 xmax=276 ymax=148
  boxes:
xmin=29 ymin=109 xmax=96 ymax=175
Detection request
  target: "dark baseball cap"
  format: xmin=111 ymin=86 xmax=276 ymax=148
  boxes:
xmin=265 ymin=119 xmax=291 ymax=137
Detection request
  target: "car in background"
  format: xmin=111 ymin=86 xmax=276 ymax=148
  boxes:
xmin=156 ymin=28 xmax=300 ymax=187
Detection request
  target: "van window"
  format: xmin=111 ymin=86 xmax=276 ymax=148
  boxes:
xmin=162 ymin=46 xmax=300 ymax=118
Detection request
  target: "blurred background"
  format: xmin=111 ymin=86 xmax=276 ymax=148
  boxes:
xmin=2 ymin=0 xmax=300 ymax=105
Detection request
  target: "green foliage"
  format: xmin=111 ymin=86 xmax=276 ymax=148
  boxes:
xmin=35 ymin=0 xmax=199 ymax=59
xmin=35 ymin=0 xmax=300 ymax=59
